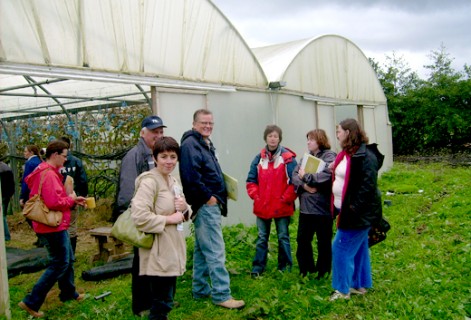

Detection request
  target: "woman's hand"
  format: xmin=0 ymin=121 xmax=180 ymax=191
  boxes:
xmin=175 ymin=197 xmax=187 ymax=212
xmin=74 ymin=196 xmax=86 ymax=207
xmin=298 ymin=168 xmax=305 ymax=179
xmin=166 ymin=212 xmax=186 ymax=225
xmin=303 ymin=184 xmax=317 ymax=194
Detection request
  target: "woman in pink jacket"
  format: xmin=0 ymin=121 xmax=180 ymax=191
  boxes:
xmin=246 ymin=125 xmax=298 ymax=276
xmin=18 ymin=140 xmax=86 ymax=318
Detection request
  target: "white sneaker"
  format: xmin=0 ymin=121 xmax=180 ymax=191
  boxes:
xmin=329 ymin=290 xmax=350 ymax=301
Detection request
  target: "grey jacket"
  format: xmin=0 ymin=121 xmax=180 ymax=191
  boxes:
xmin=113 ymin=138 xmax=154 ymax=221
xmin=292 ymin=149 xmax=337 ymax=216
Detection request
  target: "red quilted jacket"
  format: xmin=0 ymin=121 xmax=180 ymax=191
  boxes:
xmin=246 ymin=146 xmax=297 ymax=219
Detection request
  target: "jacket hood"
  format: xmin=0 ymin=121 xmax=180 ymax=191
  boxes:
xmin=25 ymin=162 xmax=60 ymax=189
xmin=181 ymin=129 xmax=210 ymax=148
xmin=367 ymin=143 xmax=385 ymax=169
xmin=181 ymin=129 xmax=198 ymax=143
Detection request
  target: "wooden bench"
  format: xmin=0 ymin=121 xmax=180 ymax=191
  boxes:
xmin=89 ymin=227 xmax=130 ymax=263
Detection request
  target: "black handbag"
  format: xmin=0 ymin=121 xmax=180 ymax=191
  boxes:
xmin=368 ymin=217 xmax=391 ymax=247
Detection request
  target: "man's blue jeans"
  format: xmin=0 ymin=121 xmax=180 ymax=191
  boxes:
xmin=22 ymin=230 xmax=79 ymax=311
xmin=252 ymin=216 xmax=292 ymax=274
xmin=192 ymin=204 xmax=232 ymax=303
xmin=332 ymin=227 xmax=372 ymax=294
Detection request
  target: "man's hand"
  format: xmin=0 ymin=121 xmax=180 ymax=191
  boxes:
xmin=206 ymin=196 xmax=218 ymax=205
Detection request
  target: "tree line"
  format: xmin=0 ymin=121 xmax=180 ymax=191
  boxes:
xmin=370 ymin=44 xmax=471 ymax=155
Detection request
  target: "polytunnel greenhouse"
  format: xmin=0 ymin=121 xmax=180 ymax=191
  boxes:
xmin=1 ymin=0 xmax=392 ymax=227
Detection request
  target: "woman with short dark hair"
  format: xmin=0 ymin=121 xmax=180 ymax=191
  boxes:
xmin=131 ymin=136 xmax=190 ymax=320
xmin=246 ymin=125 xmax=298 ymax=276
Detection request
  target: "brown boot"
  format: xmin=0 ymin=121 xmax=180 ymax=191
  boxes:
xmin=215 ymin=298 xmax=245 ymax=309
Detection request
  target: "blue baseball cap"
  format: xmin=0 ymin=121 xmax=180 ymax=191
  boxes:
xmin=141 ymin=115 xmax=166 ymax=130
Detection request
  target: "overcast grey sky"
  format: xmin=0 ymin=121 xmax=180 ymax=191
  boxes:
xmin=212 ymin=0 xmax=470 ymax=78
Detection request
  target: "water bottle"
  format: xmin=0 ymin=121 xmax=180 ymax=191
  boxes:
xmin=173 ymin=185 xmax=184 ymax=232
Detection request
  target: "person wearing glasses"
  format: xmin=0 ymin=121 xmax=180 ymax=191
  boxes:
xmin=18 ymin=140 xmax=86 ymax=318
xmin=179 ymin=109 xmax=245 ymax=310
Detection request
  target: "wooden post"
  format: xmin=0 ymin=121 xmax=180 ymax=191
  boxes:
xmin=151 ymin=86 xmax=159 ymax=115
xmin=0 ymin=184 xmax=12 ymax=319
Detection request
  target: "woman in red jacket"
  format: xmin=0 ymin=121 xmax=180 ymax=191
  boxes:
xmin=246 ymin=125 xmax=297 ymax=276
xmin=18 ymin=140 xmax=87 ymax=318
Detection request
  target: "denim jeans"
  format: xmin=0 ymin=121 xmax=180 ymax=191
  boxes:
xmin=296 ymin=214 xmax=333 ymax=277
xmin=149 ymin=276 xmax=176 ymax=320
xmin=22 ymin=230 xmax=78 ymax=311
xmin=193 ymin=204 xmax=231 ymax=303
xmin=252 ymin=216 xmax=292 ymax=274
xmin=332 ymin=227 xmax=372 ymax=294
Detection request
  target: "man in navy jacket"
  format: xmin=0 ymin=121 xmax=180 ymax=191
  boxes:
xmin=179 ymin=109 xmax=245 ymax=310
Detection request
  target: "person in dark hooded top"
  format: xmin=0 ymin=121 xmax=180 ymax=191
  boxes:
xmin=329 ymin=118 xmax=384 ymax=301
xmin=179 ymin=109 xmax=245 ymax=310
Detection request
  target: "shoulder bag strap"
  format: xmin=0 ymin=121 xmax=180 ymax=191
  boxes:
xmin=37 ymin=168 xmax=52 ymax=196
xmin=133 ymin=171 xmax=159 ymax=211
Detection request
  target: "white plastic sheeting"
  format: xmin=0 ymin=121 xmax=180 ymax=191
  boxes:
xmin=0 ymin=0 xmax=267 ymax=120
xmin=253 ymin=35 xmax=387 ymax=104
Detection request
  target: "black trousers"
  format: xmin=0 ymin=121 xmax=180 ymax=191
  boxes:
xmin=132 ymin=247 xmax=152 ymax=315
xmin=296 ymin=214 xmax=333 ymax=277
xmin=149 ymin=276 xmax=177 ymax=320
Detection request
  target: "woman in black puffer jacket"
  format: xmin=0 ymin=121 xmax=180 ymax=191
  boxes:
xmin=329 ymin=118 xmax=384 ymax=301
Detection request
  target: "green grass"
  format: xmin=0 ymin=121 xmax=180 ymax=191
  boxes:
xmin=3 ymin=161 xmax=471 ymax=319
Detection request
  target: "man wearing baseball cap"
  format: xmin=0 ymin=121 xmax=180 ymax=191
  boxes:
xmin=113 ymin=115 xmax=166 ymax=316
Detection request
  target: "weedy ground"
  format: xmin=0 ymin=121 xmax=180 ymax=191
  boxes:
xmin=3 ymin=161 xmax=470 ymax=319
